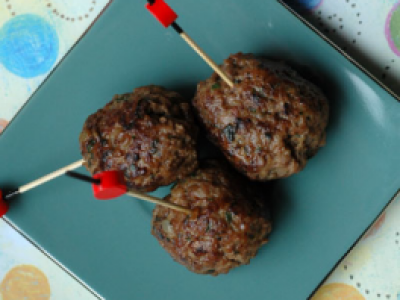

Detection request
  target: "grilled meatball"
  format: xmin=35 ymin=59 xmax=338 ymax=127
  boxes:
xmin=192 ymin=53 xmax=329 ymax=180
xmin=79 ymin=85 xmax=198 ymax=192
xmin=152 ymin=160 xmax=272 ymax=275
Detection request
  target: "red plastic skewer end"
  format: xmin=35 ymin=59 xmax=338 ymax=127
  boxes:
xmin=0 ymin=190 xmax=9 ymax=217
xmin=146 ymin=0 xmax=178 ymax=28
xmin=92 ymin=171 xmax=127 ymax=200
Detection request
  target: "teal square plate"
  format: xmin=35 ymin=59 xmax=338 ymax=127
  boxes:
xmin=1 ymin=0 xmax=400 ymax=299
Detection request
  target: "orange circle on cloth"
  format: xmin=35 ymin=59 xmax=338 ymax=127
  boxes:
xmin=0 ymin=265 xmax=51 ymax=300
xmin=0 ymin=119 xmax=9 ymax=133
xmin=311 ymin=283 xmax=365 ymax=300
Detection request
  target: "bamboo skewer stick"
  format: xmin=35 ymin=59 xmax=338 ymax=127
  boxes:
xmin=127 ymin=190 xmax=191 ymax=214
xmin=179 ymin=31 xmax=234 ymax=88
xmin=66 ymin=171 xmax=192 ymax=214
xmin=4 ymin=159 xmax=191 ymax=214
xmin=145 ymin=1 xmax=234 ymax=86
xmin=66 ymin=171 xmax=191 ymax=214
xmin=19 ymin=159 xmax=84 ymax=194
xmin=66 ymin=172 xmax=192 ymax=214
xmin=145 ymin=1 xmax=234 ymax=87
xmin=4 ymin=159 xmax=85 ymax=200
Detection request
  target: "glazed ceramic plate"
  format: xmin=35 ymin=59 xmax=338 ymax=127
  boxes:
xmin=1 ymin=0 xmax=399 ymax=299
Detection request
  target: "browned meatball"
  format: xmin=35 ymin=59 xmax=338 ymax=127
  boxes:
xmin=79 ymin=85 xmax=198 ymax=192
xmin=192 ymin=53 xmax=329 ymax=180
xmin=151 ymin=160 xmax=272 ymax=275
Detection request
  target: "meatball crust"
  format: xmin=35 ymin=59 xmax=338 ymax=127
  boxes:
xmin=152 ymin=160 xmax=272 ymax=275
xmin=192 ymin=53 xmax=329 ymax=180
xmin=79 ymin=85 xmax=198 ymax=192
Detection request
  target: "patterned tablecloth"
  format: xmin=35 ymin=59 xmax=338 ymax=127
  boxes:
xmin=0 ymin=0 xmax=399 ymax=299
xmin=0 ymin=1 xmax=111 ymax=299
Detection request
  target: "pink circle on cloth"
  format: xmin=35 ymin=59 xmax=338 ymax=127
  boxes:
xmin=385 ymin=1 xmax=400 ymax=56
xmin=0 ymin=119 xmax=8 ymax=133
xmin=312 ymin=0 xmax=324 ymax=11
xmin=362 ymin=212 xmax=386 ymax=240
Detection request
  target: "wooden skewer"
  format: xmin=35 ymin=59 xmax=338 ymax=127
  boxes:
xmin=171 ymin=23 xmax=235 ymax=88
xmin=145 ymin=2 xmax=233 ymax=87
xmin=66 ymin=171 xmax=191 ymax=214
xmin=0 ymin=159 xmax=86 ymax=215
xmin=65 ymin=171 xmax=191 ymax=214
xmin=5 ymin=159 xmax=191 ymax=214
xmin=180 ymin=32 xmax=234 ymax=88
xmin=5 ymin=159 xmax=85 ymax=199
xmin=10 ymin=161 xmax=191 ymax=214
xmin=126 ymin=190 xmax=191 ymax=214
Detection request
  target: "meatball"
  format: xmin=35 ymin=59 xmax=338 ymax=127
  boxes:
xmin=151 ymin=160 xmax=272 ymax=275
xmin=192 ymin=53 xmax=329 ymax=180
xmin=79 ymin=85 xmax=198 ymax=192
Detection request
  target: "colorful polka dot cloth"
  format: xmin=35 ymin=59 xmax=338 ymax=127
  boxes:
xmin=0 ymin=0 xmax=399 ymax=299
xmin=0 ymin=1 xmax=111 ymax=299
xmin=285 ymin=0 xmax=400 ymax=98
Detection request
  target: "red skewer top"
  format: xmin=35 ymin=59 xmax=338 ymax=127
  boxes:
xmin=0 ymin=190 xmax=9 ymax=217
xmin=92 ymin=171 xmax=127 ymax=200
xmin=146 ymin=0 xmax=178 ymax=27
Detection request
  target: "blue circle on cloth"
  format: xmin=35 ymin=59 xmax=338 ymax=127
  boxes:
xmin=284 ymin=0 xmax=323 ymax=10
xmin=0 ymin=14 xmax=59 ymax=78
